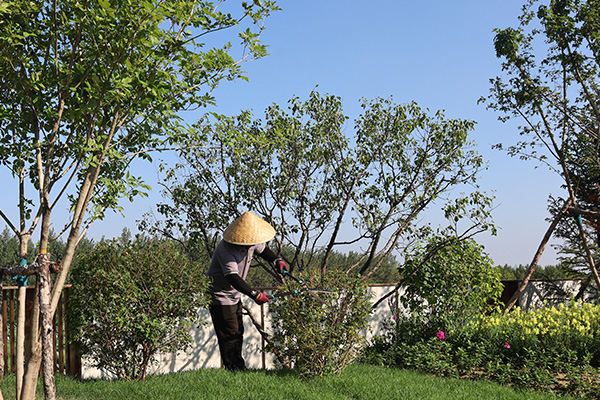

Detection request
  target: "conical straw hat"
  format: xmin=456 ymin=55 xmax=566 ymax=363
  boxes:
xmin=223 ymin=211 xmax=276 ymax=245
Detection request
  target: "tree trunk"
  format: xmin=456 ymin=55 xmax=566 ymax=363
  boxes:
xmin=16 ymin=238 xmax=29 ymax=399
xmin=21 ymin=163 xmax=101 ymax=400
xmin=504 ymin=198 xmax=572 ymax=312
xmin=16 ymin=282 xmax=27 ymax=399
xmin=0 ymin=271 xmax=5 ymax=400
xmin=19 ymin=277 xmax=42 ymax=400
xmin=38 ymin=252 xmax=57 ymax=400
xmin=20 ymin=341 xmax=42 ymax=400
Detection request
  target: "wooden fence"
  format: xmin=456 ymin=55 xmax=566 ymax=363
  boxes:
xmin=1 ymin=285 xmax=81 ymax=377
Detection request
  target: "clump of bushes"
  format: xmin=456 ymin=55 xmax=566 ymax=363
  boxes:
xmin=362 ymin=300 xmax=600 ymax=398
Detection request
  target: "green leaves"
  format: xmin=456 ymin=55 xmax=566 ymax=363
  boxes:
xmin=483 ymin=0 xmax=600 ymax=280
xmin=267 ymin=271 xmax=372 ymax=377
xmin=493 ymin=27 xmax=524 ymax=61
xmin=154 ymin=91 xmax=493 ymax=279
xmin=0 ymin=0 xmax=279 ymax=250
xmin=399 ymin=234 xmax=503 ymax=333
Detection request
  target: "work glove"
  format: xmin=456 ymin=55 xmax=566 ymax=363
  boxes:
xmin=254 ymin=292 xmax=270 ymax=305
xmin=274 ymin=258 xmax=288 ymax=274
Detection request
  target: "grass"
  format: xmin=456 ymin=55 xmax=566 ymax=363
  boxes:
xmin=0 ymin=364 xmax=579 ymax=400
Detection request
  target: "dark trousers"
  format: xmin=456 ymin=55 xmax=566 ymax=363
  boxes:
xmin=209 ymin=301 xmax=246 ymax=371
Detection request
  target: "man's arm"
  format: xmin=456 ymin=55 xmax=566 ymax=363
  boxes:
xmin=257 ymin=247 xmax=288 ymax=274
xmin=257 ymin=246 xmax=278 ymax=263
xmin=226 ymin=273 xmax=255 ymax=297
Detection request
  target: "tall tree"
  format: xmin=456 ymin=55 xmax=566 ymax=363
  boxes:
xmin=148 ymin=91 xmax=496 ymax=281
xmin=0 ymin=1 xmax=279 ymax=398
xmin=481 ymin=0 xmax=600 ymax=308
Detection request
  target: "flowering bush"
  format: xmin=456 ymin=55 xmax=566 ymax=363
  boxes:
xmin=362 ymin=300 xmax=600 ymax=398
xmin=469 ymin=301 xmax=600 ymax=370
xmin=474 ymin=301 xmax=600 ymax=338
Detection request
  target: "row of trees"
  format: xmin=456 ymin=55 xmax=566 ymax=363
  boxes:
xmin=2 ymin=225 xmax=585 ymax=285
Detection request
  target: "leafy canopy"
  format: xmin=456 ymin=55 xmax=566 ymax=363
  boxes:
xmin=482 ymin=0 xmax=600 ymax=289
xmin=0 ymin=0 xmax=279 ymax=234
xmin=147 ymin=91 xmax=495 ymax=280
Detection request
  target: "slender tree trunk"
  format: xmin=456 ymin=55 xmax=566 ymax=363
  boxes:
xmin=20 ymin=301 xmax=42 ymax=400
xmin=20 ymin=339 xmax=42 ymax=400
xmin=0 ymin=271 xmax=5 ymax=400
xmin=38 ymin=252 xmax=56 ymax=400
xmin=16 ymin=280 xmax=27 ymax=399
xmin=504 ymin=198 xmax=572 ymax=312
xmin=574 ymin=218 xmax=600 ymax=291
xmin=16 ymin=235 xmax=30 ymax=399
xmin=21 ymin=164 xmax=100 ymax=400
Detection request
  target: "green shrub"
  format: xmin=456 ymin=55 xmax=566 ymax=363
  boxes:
xmin=68 ymin=238 xmax=209 ymax=380
xmin=267 ymin=271 xmax=372 ymax=378
xmin=398 ymin=236 xmax=503 ymax=335
xmin=363 ymin=300 xmax=600 ymax=397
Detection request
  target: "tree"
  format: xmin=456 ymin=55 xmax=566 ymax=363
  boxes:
xmin=365 ymin=235 xmax=503 ymax=368
xmin=69 ymin=237 xmax=209 ymax=381
xmin=397 ymin=235 xmax=503 ymax=332
xmin=481 ymin=0 xmax=600 ymax=308
xmin=149 ymin=91 xmax=495 ymax=278
xmin=0 ymin=1 xmax=279 ymax=398
xmin=148 ymin=91 xmax=497 ymax=374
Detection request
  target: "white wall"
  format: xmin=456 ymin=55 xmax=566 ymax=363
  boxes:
xmin=81 ymin=285 xmax=400 ymax=379
xmin=521 ymin=279 xmax=589 ymax=309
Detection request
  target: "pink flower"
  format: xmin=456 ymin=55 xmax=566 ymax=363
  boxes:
xmin=503 ymin=342 xmax=511 ymax=349
xmin=435 ymin=331 xmax=445 ymax=340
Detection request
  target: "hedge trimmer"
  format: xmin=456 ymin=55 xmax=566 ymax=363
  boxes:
xmin=267 ymin=270 xmax=334 ymax=302
xmin=267 ymin=287 xmax=334 ymax=300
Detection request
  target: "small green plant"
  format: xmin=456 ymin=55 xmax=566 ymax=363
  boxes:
xmin=69 ymin=237 xmax=209 ymax=380
xmin=267 ymin=271 xmax=372 ymax=377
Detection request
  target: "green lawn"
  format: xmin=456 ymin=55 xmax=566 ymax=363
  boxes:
xmin=0 ymin=364 xmax=578 ymax=400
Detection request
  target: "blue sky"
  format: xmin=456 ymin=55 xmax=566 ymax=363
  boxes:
xmin=2 ymin=1 xmax=566 ymax=266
